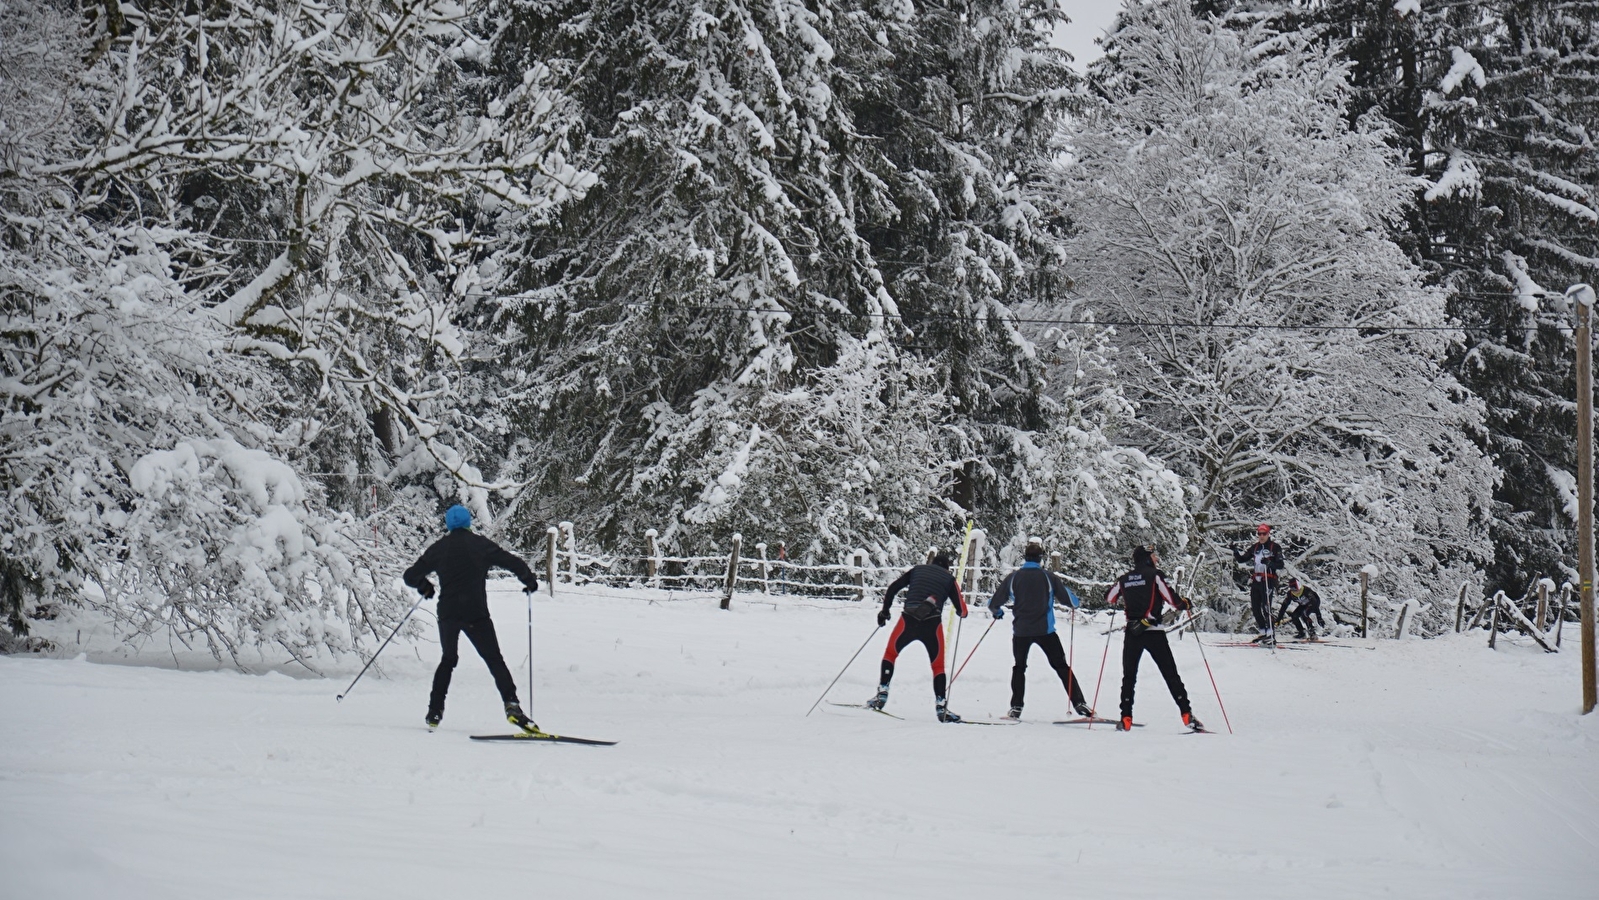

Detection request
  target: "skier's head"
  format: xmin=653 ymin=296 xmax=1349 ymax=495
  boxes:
xmin=444 ymin=504 xmax=472 ymax=531
xmin=1132 ymin=544 xmax=1156 ymax=568
xmin=932 ymin=552 xmax=953 ymax=569
xmin=1023 ymin=540 xmax=1044 ymax=563
xmin=1256 ymin=523 xmax=1271 ymax=540
xmin=1289 ymin=577 xmax=1302 ymax=592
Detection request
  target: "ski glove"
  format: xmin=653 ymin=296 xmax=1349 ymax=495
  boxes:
xmin=993 ymin=607 xmax=1005 ymax=620
xmin=877 ymin=610 xmax=890 ymax=627
xmin=417 ymin=582 xmax=435 ymax=599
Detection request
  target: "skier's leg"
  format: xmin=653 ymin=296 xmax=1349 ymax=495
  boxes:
xmin=1250 ymin=582 xmax=1269 ymax=632
xmin=879 ymin=616 xmax=909 ymax=685
xmin=462 ymin=616 xmax=520 ymax=705
xmin=1118 ymin=632 xmax=1143 ymax=719
xmin=1039 ymin=632 xmax=1085 ymax=706
xmin=1009 ymin=634 xmax=1031 ymax=710
xmin=924 ymin=619 xmax=947 ymax=698
xmin=429 ymin=618 xmax=464 ymax=715
xmin=1146 ymin=630 xmax=1191 ymax=715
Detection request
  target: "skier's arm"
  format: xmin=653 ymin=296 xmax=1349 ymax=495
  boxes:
xmin=950 ymin=577 xmax=969 ymax=618
xmin=1104 ymin=580 xmax=1123 ymax=607
xmin=1050 ymin=573 xmax=1080 ymax=608
xmin=1277 ymin=593 xmax=1294 ymax=621
xmin=487 ymin=542 xmax=539 ymax=592
xmin=986 ymin=575 xmax=1010 ymax=616
xmin=882 ymin=570 xmax=912 ymax=618
xmin=402 ymin=546 xmax=437 ymax=597
xmin=1155 ymin=575 xmax=1188 ymax=612
xmin=1268 ymin=542 xmax=1285 ymax=574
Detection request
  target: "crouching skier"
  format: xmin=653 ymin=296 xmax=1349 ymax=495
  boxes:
xmin=868 ymin=553 xmax=969 ymax=722
xmin=403 ymin=505 xmax=540 ymax=733
xmin=1106 ymin=545 xmax=1203 ymax=733
xmin=1277 ymin=578 xmax=1326 ymax=640
xmin=988 ymin=543 xmax=1092 ymax=720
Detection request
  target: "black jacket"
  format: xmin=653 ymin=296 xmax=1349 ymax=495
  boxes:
xmin=988 ymin=563 xmax=1072 ymax=637
xmin=403 ymin=530 xmax=538 ymax=622
xmin=1234 ymin=540 xmax=1284 ymax=582
xmin=882 ymin=564 xmax=967 ymax=621
xmin=1105 ymin=564 xmax=1188 ymax=626
xmin=1278 ymin=584 xmax=1322 ymax=620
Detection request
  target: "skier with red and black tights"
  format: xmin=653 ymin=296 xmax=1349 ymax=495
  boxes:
xmin=869 ymin=553 xmax=968 ymax=722
xmin=987 ymin=542 xmax=1092 ymax=720
xmin=403 ymin=504 xmax=540 ymax=733
xmin=1233 ymin=523 xmax=1284 ymax=645
xmin=1105 ymin=545 xmax=1202 ymax=732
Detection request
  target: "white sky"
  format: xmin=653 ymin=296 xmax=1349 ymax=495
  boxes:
xmin=1051 ymin=0 xmax=1125 ymax=71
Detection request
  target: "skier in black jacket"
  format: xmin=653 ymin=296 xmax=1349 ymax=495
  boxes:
xmin=1233 ymin=523 xmax=1284 ymax=643
xmin=869 ymin=554 xmax=968 ymax=722
xmin=403 ymin=505 xmax=539 ymax=732
xmin=1105 ymin=545 xmax=1201 ymax=732
xmin=1277 ymin=578 xmax=1326 ymax=640
xmin=987 ymin=543 xmax=1092 ymax=720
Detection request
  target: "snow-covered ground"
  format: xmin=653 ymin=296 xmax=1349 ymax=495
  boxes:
xmin=3 ymin=581 xmax=1596 ymax=899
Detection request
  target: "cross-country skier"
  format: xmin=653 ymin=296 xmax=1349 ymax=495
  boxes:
xmin=403 ymin=505 xmax=540 ymax=733
xmin=987 ymin=542 xmax=1092 ymax=720
xmin=1232 ymin=524 xmax=1284 ymax=644
xmin=1105 ymin=545 xmax=1202 ymax=732
xmin=1277 ymin=577 xmax=1326 ymax=640
xmin=868 ymin=553 xmax=969 ymax=722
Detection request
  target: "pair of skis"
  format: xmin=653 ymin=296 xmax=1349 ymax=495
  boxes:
xmin=470 ymin=728 xmax=617 ymax=746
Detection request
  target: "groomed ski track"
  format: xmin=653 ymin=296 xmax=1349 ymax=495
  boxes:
xmin=3 ymin=579 xmax=1595 ymax=899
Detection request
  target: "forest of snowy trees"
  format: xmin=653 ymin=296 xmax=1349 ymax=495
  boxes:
xmin=2 ymin=0 xmax=1595 ymax=658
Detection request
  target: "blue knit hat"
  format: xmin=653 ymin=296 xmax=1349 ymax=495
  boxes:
xmin=444 ymin=504 xmax=472 ymax=531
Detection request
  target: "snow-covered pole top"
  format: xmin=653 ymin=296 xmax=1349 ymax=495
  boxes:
xmin=1568 ymin=284 xmax=1596 ymax=309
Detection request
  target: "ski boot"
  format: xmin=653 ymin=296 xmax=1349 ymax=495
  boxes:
xmin=1116 ymin=715 xmax=1135 ymax=732
xmin=425 ymin=709 xmax=442 ymax=731
xmin=1073 ymin=701 xmax=1094 ymax=718
xmin=1182 ymin=711 xmax=1206 ymax=733
xmin=935 ymin=698 xmax=962 ymax=724
xmin=505 ymin=702 xmax=538 ymax=734
xmin=866 ymin=685 xmax=890 ymax=711
xmin=1006 ymin=706 xmax=1023 ymax=720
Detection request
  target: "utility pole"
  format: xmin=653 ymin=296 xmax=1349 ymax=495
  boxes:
xmin=1570 ymin=283 xmax=1597 ymax=714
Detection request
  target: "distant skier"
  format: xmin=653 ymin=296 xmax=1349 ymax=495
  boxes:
xmin=1105 ymin=545 xmax=1202 ymax=732
xmin=987 ymin=542 xmax=1092 ymax=720
xmin=1232 ymin=524 xmax=1284 ymax=643
xmin=869 ymin=553 xmax=969 ymax=722
xmin=403 ymin=505 xmax=539 ymax=733
xmin=1277 ymin=577 xmax=1326 ymax=640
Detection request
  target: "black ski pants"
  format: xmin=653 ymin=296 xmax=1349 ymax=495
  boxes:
xmin=1119 ymin=628 xmax=1190 ymax=719
xmin=1010 ymin=632 xmax=1085 ymax=710
xmin=880 ymin=614 xmax=948 ymax=698
xmin=1250 ymin=578 xmax=1276 ymax=631
xmin=1287 ymin=601 xmax=1324 ymax=638
xmin=429 ymin=615 xmax=519 ymax=714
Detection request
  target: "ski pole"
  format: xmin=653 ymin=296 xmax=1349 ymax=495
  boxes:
xmin=949 ymin=617 xmax=997 ymax=688
xmin=805 ymin=622 xmax=882 ymax=716
xmin=336 ymin=593 xmax=426 ymax=701
xmin=1191 ymin=627 xmax=1234 ymax=734
xmin=1087 ymin=610 xmax=1116 ymax=729
xmin=945 ymin=613 xmax=964 ymax=701
xmin=526 ymin=588 xmax=535 ymax=718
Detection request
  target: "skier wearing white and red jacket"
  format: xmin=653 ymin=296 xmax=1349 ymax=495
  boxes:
xmin=1233 ymin=523 xmax=1284 ymax=642
xmin=868 ymin=554 xmax=968 ymax=722
xmin=1105 ymin=545 xmax=1201 ymax=732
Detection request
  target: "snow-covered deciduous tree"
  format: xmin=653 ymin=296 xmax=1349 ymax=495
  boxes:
xmin=1054 ymin=1 xmax=1495 ymax=606
xmin=1 ymin=0 xmax=588 ymax=656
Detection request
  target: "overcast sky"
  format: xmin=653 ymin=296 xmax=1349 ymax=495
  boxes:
xmin=1051 ymin=0 xmax=1124 ymax=71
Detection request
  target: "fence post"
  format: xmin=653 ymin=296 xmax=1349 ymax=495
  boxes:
xmin=853 ymin=549 xmax=867 ymax=602
xmin=1359 ymin=569 xmax=1370 ymax=639
xmin=757 ymin=542 xmax=769 ymax=594
xmin=925 ymin=546 xmax=937 ymax=565
xmin=721 ymin=533 xmax=742 ymax=610
xmin=1049 ymin=551 xmax=1062 ymax=573
xmin=645 ymin=528 xmax=659 ymax=586
xmin=964 ymin=529 xmax=985 ymax=595
xmin=560 ymin=521 xmax=577 ymax=584
xmin=1455 ymin=582 xmax=1469 ymax=633
xmin=1558 ymin=583 xmax=1572 ymax=648
xmin=1394 ymin=600 xmax=1411 ymax=640
xmin=1489 ymin=591 xmax=1500 ymax=649
xmin=545 ymin=526 xmax=559 ymax=597
xmin=1537 ymin=579 xmax=1549 ymax=632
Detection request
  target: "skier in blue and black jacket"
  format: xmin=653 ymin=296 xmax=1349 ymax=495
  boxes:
xmin=987 ymin=542 xmax=1092 ymax=720
xmin=869 ymin=554 xmax=968 ymax=722
xmin=403 ymin=504 xmax=539 ymax=733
